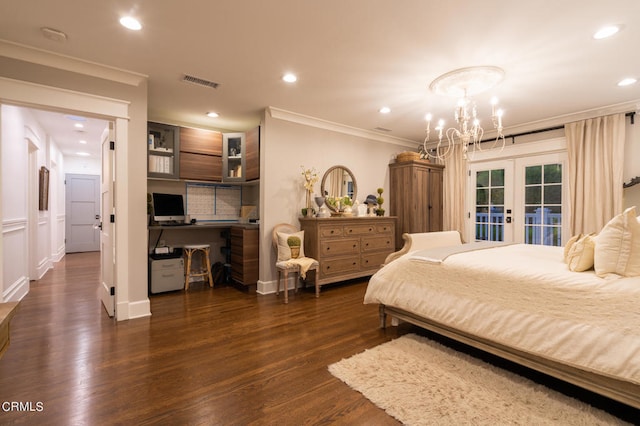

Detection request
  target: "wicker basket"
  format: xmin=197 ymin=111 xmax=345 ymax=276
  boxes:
xmin=396 ymin=151 xmax=421 ymax=163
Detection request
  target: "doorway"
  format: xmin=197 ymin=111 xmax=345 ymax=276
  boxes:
xmin=0 ymin=78 xmax=132 ymax=319
xmin=467 ymin=152 xmax=568 ymax=246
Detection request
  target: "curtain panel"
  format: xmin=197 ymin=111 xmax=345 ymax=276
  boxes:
xmin=565 ymin=113 xmax=626 ymax=235
xmin=442 ymin=144 xmax=467 ymax=241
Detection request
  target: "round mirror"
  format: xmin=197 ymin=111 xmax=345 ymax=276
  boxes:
xmin=320 ymin=165 xmax=357 ymax=211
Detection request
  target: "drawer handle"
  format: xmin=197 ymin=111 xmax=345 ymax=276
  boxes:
xmin=348 ymin=229 xmax=353 ymax=233
xmin=330 ymin=230 xmax=335 ymax=234
xmin=369 ymin=227 xmax=373 ymax=232
xmin=352 ymin=262 xmax=357 ymax=266
xmin=353 ymin=244 xmax=357 ymax=248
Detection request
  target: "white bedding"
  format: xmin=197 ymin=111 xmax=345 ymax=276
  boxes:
xmin=364 ymin=244 xmax=640 ymax=384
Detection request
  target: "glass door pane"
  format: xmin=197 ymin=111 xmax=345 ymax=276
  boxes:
xmin=523 ymin=163 xmax=563 ymax=246
xmin=474 ymin=168 xmax=505 ymax=241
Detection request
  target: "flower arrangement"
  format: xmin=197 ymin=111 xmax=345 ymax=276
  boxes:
xmin=300 ymin=166 xmax=319 ymax=216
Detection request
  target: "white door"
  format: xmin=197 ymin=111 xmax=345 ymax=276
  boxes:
xmin=513 ymin=153 xmax=568 ymax=246
xmin=99 ymin=123 xmax=115 ymax=317
xmin=468 ymin=153 xmax=568 ymax=246
xmin=65 ymin=174 xmax=100 ymax=253
xmin=468 ymin=160 xmax=514 ymax=242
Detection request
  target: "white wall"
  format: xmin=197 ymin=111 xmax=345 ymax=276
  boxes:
xmin=64 ymin=155 xmax=100 ymax=175
xmin=257 ymin=108 xmax=415 ymax=294
xmin=1 ymin=105 xmax=65 ymax=301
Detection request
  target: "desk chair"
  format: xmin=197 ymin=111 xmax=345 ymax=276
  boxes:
xmin=184 ymin=244 xmax=214 ymax=290
xmin=272 ymin=223 xmax=319 ymax=304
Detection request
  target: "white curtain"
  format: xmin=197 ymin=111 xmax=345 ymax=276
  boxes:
xmin=565 ymin=113 xmax=626 ymax=235
xmin=442 ymin=144 xmax=467 ymax=241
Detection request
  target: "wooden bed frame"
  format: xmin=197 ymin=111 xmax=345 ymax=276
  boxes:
xmin=377 ymin=231 xmax=640 ymax=410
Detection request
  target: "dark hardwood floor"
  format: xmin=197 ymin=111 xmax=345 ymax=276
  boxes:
xmin=2 ymin=253 xmax=637 ymax=425
xmin=0 ymin=252 xmax=407 ymax=425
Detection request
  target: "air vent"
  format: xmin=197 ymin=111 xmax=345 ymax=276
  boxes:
xmin=181 ymin=74 xmax=220 ymax=89
xmin=374 ymin=127 xmax=392 ymax=132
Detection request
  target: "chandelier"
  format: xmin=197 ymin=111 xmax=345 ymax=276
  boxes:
xmin=422 ymin=66 xmax=506 ymax=161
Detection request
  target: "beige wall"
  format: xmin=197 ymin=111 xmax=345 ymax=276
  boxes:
xmin=258 ymin=108 xmax=415 ymax=293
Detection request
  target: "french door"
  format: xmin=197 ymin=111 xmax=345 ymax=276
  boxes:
xmin=468 ymin=153 xmax=568 ymax=246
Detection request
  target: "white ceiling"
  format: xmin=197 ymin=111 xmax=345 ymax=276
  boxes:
xmin=1 ymin=1 xmax=639 ymax=158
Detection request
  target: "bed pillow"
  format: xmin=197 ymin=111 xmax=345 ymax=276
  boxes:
xmin=594 ymin=206 xmax=640 ymax=277
xmin=563 ymin=234 xmax=582 ymax=263
xmin=276 ymin=230 xmax=305 ymax=261
xmin=566 ymin=234 xmax=595 ymax=272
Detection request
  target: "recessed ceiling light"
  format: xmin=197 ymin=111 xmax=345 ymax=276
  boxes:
xmin=79 ymin=140 xmax=87 ymax=144
xmin=379 ymin=106 xmax=391 ymax=114
xmin=120 ymin=16 xmax=142 ymax=31
xmin=618 ymin=77 xmax=637 ymax=87
xmin=206 ymin=112 xmax=219 ymax=118
xmin=282 ymin=73 xmax=297 ymax=83
xmin=593 ymin=25 xmax=620 ymax=40
xmin=76 ymin=152 xmax=90 ymax=157
xmin=74 ymin=123 xmax=84 ymax=129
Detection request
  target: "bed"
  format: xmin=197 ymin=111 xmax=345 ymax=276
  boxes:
xmin=364 ymin=230 xmax=640 ymax=409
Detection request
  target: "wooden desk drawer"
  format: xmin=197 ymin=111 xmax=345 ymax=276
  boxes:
xmin=321 ymin=257 xmax=360 ymax=276
xmin=361 ymin=235 xmax=394 ymax=252
xmin=344 ymin=224 xmax=376 ymax=236
xmin=320 ymin=238 xmax=360 ymax=257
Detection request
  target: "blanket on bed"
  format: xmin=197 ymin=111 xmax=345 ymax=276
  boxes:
xmin=364 ymin=244 xmax=640 ymax=384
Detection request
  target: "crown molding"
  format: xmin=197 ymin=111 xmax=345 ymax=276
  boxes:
xmin=0 ymin=39 xmax=147 ymax=87
xmin=267 ymin=106 xmax=416 ymax=147
xmin=500 ymin=99 xmax=640 ymax=137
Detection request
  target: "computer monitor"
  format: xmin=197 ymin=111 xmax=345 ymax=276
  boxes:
xmin=152 ymin=193 xmax=185 ymax=223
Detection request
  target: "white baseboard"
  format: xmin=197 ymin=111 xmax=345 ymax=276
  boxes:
xmin=117 ymin=298 xmax=151 ymax=321
xmin=2 ymin=276 xmax=29 ymax=302
xmin=256 ymin=277 xmax=301 ymax=295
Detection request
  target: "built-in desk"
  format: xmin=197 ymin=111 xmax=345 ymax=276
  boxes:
xmin=148 ymin=222 xmax=260 ymax=287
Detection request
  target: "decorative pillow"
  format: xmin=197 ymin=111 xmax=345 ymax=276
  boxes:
xmin=566 ymin=234 xmax=596 ymax=272
xmin=276 ymin=230 xmax=305 ymax=261
xmin=563 ymin=234 xmax=582 ymax=263
xmin=594 ymin=206 xmax=640 ymax=277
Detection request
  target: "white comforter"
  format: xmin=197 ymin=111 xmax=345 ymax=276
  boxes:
xmin=364 ymin=244 xmax=640 ymax=384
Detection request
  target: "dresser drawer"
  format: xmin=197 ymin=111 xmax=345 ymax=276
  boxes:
xmin=376 ymin=222 xmax=394 ymax=234
xmin=361 ymin=251 xmax=391 ymax=270
xmin=344 ymin=224 xmax=376 ymax=236
xmin=320 ymin=238 xmax=360 ymax=257
xmin=319 ymin=225 xmax=343 ymax=238
xmin=321 ymin=256 xmax=360 ymax=277
xmin=361 ymin=235 xmax=394 ymax=252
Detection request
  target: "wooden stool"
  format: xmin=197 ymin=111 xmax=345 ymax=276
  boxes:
xmin=183 ymin=244 xmax=214 ymax=290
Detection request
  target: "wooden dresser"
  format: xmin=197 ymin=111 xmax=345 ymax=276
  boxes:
xmin=299 ymin=216 xmax=396 ymax=287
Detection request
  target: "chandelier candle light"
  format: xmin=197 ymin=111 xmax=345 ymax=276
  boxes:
xmin=424 ymin=66 xmax=506 ymax=161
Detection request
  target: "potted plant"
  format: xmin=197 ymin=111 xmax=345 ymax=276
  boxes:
xmin=375 ymin=187 xmax=385 ymax=216
xmin=287 ymin=235 xmax=301 ymax=259
xmin=342 ymin=196 xmax=353 ymax=216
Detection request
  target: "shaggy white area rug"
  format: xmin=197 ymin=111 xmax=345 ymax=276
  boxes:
xmin=329 ymin=334 xmax=630 ymax=425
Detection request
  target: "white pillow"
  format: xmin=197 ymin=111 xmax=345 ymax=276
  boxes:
xmin=276 ymin=230 xmax=305 ymax=261
xmin=566 ymin=234 xmax=595 ymax=272
xmin=563 ymin=234 xmax=582 ymax=263
xmin=594 ymin=206 xmax=640 ymax=277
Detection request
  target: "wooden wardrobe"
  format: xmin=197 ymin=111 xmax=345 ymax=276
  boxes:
xmin=389 ymin=160 xmax=444 ymax=249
